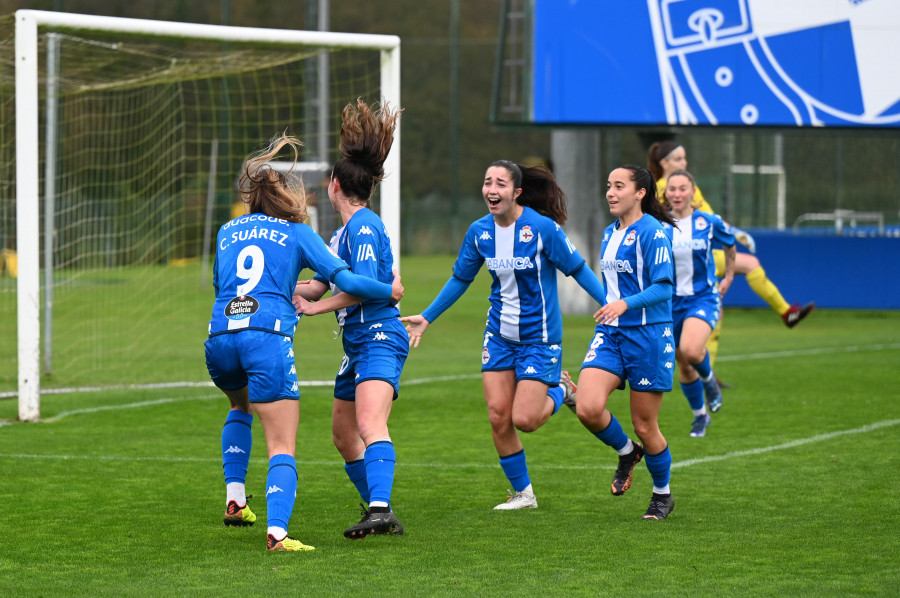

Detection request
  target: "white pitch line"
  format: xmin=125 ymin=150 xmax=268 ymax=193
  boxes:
xmin=0 ymin=342 xmax=896 ymax=426
xmin=1 ymin=419 xmax=897 ymax=472
xmin=715 ymin=342 xmax=900 ymax=362
xmin=1 ymin=341 xmax=897 ymax=400
xmin=671 ymin=418 xmax=900 ymax=469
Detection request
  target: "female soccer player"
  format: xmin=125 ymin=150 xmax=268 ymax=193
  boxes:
xmin=665 ymin=170 xmax=736 ymax=435
xmin=292 ymin=99 xmax=408 ymax=539
xmin=648 ymin=141 xmax=814 ymax=376
xmin=206 ymin=134 xmax=403 ymax=552
xmin=401 ymin=160 xmax=605 ymax=510
xmin=573 ymin=165 xmax=676 ymax=520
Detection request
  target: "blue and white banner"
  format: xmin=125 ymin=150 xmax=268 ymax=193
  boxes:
xmin=532 ymin=0 xmax=900 ymax=127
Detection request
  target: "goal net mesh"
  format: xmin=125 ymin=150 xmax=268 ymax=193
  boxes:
xmin=0 ymin=15 xmax=384 ymax=394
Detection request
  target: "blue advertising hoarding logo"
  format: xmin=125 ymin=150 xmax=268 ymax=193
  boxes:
xmin=532 ymin=0 xmax=900 ymax=127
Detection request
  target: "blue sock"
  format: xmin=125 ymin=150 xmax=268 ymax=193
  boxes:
xmin=266 ymin=454 xmax=298 ymax=531
xmin=344 ymin=458 xmax=370 ymax=503
xmin=548 ymin=386 xmax=565 ymax=415
xmin=644 ymin=445 xmax=672 ymax=490
xmin=680 ymin=378 xmax=706 ymax=411
xmin=222 ymin=410 xmax=253 ymax=484
xmin=498 ymin=450 xmax=531 ymax=492
xmin=365 ymin=441 xmax=396 ymax=507
xmin=593 ymin=414 xmax=628 ymax=452
xmin=693 ymin=351 xmax=712 ymax=380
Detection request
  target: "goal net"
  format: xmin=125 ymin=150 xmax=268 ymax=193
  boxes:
xmin=0 ymin=11 xmax=401 ymax=421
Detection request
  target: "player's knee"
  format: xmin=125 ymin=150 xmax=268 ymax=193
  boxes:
xmin=512 ymin=411 xmax=541 ymax=433
xmin=683 ymin=345 xmax=706 ymax=365
xmin=631 ymin=418 xmax=657 ymax=442
xmin=576 ymin=399 xmax=606 ymax=428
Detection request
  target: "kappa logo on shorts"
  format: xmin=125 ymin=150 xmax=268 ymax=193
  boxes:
xmin=551 ymin=357 xmax=558 ymax=364
xmin=525 ymin=366 xmax=537 ymax=374
xmin=369 ymin=323 xmax=383 ymax=329
xmin=696 ymin=309 xmax=707 ymax=317
xmin=638 ymin=378 xmax=651 ymax=386
xmin=665 ymin=362 xmax=674 ymax=369
xmin=664 ymin=343 xmax=674 ymax=353
xmin=374 ymin=332 xmax=389 ymax=341
xmin=662 ymin=327 xmax=672 ymax=338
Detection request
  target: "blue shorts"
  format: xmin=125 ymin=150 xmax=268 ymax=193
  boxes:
xmin=481 ymin=331 xmax=563 ymax=386
xmin=334 ymin=317 xmax=409 ymax=401
xmin=673 ymin=294 xmax=720 ymax=346
xmin=205 ymin=330 xmax=299 ymax=403
xmin=580 ymin=323 xmax=674 ymax=392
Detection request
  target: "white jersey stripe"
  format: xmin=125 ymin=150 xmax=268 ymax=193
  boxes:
xmin=494 ymin=223 xmax=521 ymax=341
xmin=535 ymin=233 xmax=548 ymax=342
xmin=672 ymin=217 xmax=695 ymax=296
xmin=602 ymin=226 xmax=625 ymax=327
xmin=635 ymin=231 xmax=646 ymax=325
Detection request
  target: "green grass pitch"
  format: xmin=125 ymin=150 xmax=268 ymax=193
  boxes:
xmin=0 ymin=255 xmax=898 ymax=596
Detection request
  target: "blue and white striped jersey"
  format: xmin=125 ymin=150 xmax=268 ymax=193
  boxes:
xmin=209 ymin=213 xmax=349 ymax=338
xmin=599 ymin=213 xmax=674 ymax=327
xmin=452 ymin=206 xmax=585 ymax=344
xmin=666 ymin=210 xmax=735 ymax=298
xmin=315 ymin=207 xmax=399 ymax=328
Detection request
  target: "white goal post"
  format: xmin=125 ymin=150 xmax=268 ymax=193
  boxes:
xmin=12 ymin=10 xmax=401 ymax=422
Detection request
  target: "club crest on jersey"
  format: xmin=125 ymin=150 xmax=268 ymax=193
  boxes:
xmin=624 ymin=230 xmax=637 ymax=246
xmin=225 ymin=295 xmax=259 ymax=320
xmin=482 ymin=347 xmax=491 ymax=365
xmin=519 ymin=225 xmax=534 ymax=243
xmin=695 ymin=217 xmax=708 ymax=230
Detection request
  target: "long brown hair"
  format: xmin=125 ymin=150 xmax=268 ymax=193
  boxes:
xmin=489 ymin=159 xmax=568 ymax=225
xmin=619 ymin=164 xmax=676 ymax=227
xmin=238 ymin=134 xmax=308 ymax=223
xmin=332 ymin=98 xmax=402 ymax=205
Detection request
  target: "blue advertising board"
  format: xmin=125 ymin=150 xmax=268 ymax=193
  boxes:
xmin=722 ymin=231 xmax=900 ymax=310
xmin=533 ymin=0 xmax=900 ymax=127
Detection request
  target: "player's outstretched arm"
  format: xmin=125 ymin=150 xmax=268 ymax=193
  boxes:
xmin=297 ymin=291 xmax=361 ymax=316
xmin=399 ymin=314 xmax=430 ymax=349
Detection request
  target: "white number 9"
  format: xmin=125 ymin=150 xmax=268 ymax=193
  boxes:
xmin=236 ymin=245 xmax=264 ymax=296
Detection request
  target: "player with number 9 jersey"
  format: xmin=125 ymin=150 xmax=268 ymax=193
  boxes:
xmin=204 ymin=134 xmax=400 ymax=553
